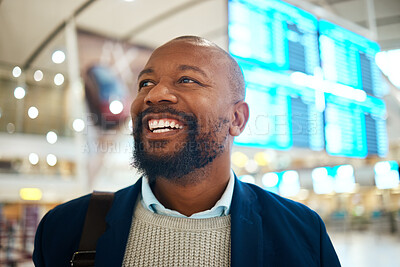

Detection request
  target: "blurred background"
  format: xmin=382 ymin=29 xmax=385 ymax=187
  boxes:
xmin=1 ymin=0 xmax=400 ymax=266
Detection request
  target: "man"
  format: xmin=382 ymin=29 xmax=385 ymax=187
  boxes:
xmin=33 ymin=36 xmax=341 ymax=266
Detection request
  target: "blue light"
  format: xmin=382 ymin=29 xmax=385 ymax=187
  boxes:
xmin=261 ymin=172 xmax=280 ymax=194
xmin=312 ymin=167 xmax=334 ymax=194
xmin=333 ymin=165 xmax=356 ymax=193
xmin=374 ymin=161 xmax=399 ymax=189
xmin=279 ymin=170 xmax=300 ymax=197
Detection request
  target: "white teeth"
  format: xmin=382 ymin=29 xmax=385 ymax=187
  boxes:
xmin=153 ymin=128 xmax=173 ymax=133
xmin=148 ymin=119 xmax=184 ymax=131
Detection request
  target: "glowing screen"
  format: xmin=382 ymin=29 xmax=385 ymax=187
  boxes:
xmin=229 ymin=0 xmax=388 ymax=157
xmin=229 ymin=0 xmax=319 ymax=73
xmin=319 ymin=20 xmax=384 ymax=97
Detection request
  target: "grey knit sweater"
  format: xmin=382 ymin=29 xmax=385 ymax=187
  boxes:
xmin=122 ymin=202 xmax=231 ymax=266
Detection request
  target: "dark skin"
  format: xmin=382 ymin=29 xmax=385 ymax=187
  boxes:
xmin=131 ymin=39 xmax=249 ymax=216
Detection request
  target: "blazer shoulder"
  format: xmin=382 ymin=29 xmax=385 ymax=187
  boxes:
xmin=33 ymin=183 xmax=139 ymax=266
xmin=45 ymin=181 xmax=140 ymax=224
xmin=242 ymin=182 xmax=320 ymax=224
xmin=46 ymin=194 xmax=91 ymax=223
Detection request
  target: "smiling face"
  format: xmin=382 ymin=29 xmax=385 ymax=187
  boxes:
xmin=131 ymin=38 xmax=246 ymax=183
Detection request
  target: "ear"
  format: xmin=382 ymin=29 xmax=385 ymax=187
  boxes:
xmin=229 ymin=101 xmax=249 ymax=136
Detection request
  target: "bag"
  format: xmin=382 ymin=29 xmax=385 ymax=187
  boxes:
xmin=70 ymin=191 xmax=114 ymax=267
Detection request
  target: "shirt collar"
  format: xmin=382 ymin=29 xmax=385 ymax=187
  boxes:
xmin=141 ymin=170 xmax=235 ymax=219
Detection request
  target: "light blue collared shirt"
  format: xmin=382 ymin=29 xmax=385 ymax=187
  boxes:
xmin=140 ymin=170 xmax=235 ymax=219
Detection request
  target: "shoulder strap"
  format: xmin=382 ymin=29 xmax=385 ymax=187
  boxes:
xmin=71 ymin=191 xmax=114 ymax=267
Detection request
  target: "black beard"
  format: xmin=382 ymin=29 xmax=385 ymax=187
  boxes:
xmin=131 ymin=106 xmax=229 ymax=185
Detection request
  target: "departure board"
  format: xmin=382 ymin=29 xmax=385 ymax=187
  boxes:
xmin=234 ymin=83 xmax=291 ymax=150
xmin=319 ymin=20 xmax=384 ymax=97
xmin=228 ymin=0 xmax=388 ymax=158
xmin=234 ymin=62 xmax=325 ymax=151
xmin=228 ymin=0 xmax=320 ymax=74
xmin=324 ymin=94 xmax=388 ymax=157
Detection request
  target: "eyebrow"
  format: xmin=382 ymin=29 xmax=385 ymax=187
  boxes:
xmin=178 ymin=65 xmax=208 ymax=79
xmin=137 ymin=64 xmax=209 ymax=81
xmin=137 ymin=68 xmax=154 ymax=81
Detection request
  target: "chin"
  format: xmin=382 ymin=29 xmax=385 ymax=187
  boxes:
xmin=143 ymin=139 xmax=187 ymax=155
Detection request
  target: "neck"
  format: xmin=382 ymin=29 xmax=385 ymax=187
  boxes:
xmin=151 ymin=155 xmax=231 ymax=217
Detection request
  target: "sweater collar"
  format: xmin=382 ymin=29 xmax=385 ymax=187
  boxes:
xmin=141 ymin=170 xmax=235 ymax=219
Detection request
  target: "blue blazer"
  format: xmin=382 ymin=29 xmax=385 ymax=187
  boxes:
xmin=33 ymin=177 xmax=341 ymax=266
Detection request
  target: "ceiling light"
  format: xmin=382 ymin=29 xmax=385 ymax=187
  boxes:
xmin=28 ymin=106 xmax=39 ymax=119
xmin=34 ymin=70 xmax=43 ymax=81
xmin=29 ymin=153 xmax=39 ymax=165
xmin=72 ymin=119 xmax=85 ymax=132
xmin=46 ymin=131 xmax=58 ymax=144
xmin=52 ymin=50 xmax=66 ymax=64
xmin=46 ymin=154 xmax=57 ymax=166
xmin=14 ymin=86 xmax=26 ymax=99
xmin=54 ymin=73 xmax=64 ymax=85
xmin=12 ymin=66 xmax=22 ymax=77
xmin=109 ymin=100 xmax=123 ymax=114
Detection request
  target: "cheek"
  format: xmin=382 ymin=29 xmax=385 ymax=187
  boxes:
xmin=130 ymin=97 xmax=144 ymax=129
xmin=192 ymin=97 xmax=230 ymax=127
xmin=130 ymin=97 xmax=143 ymax=117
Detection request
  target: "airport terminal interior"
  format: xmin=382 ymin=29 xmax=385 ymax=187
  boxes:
xmin=1 ymin=0 xmax=400 ymax=266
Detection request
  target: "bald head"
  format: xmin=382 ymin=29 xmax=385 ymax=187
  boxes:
xmin=159 ymin=36 xmax=246 ymax=102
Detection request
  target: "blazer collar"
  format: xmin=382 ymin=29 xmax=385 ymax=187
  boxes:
xmin=230 ymin=175 xmax=264 ymax=267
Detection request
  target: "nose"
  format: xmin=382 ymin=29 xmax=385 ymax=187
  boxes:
xmin=143 ymin=81 xmax=178 ymax=105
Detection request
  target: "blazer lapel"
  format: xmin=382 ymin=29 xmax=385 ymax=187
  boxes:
xmin=95 ymin=178 xmax=142 ymax=267
xmin=231 ymin=177 xmax=264 ymax=267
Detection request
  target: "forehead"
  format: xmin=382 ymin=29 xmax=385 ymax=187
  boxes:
xmin=144 ymin=41 xmax=229 ymax=72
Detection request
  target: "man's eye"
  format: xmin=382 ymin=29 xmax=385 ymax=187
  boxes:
xmin=139 ymin=80 xmax=154 ymax=89
xmin=179 ymin=77 xmax=198 ymax=84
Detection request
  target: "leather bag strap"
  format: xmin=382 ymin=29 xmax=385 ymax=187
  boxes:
xmin=70 ymin=191 xmax=114 ymax=267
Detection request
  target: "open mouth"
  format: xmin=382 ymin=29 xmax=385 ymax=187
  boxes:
xmin=148 ymin=118 xmax=184 ymax=133
xmin=143 ymin=114 xmax=188 ymax=137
